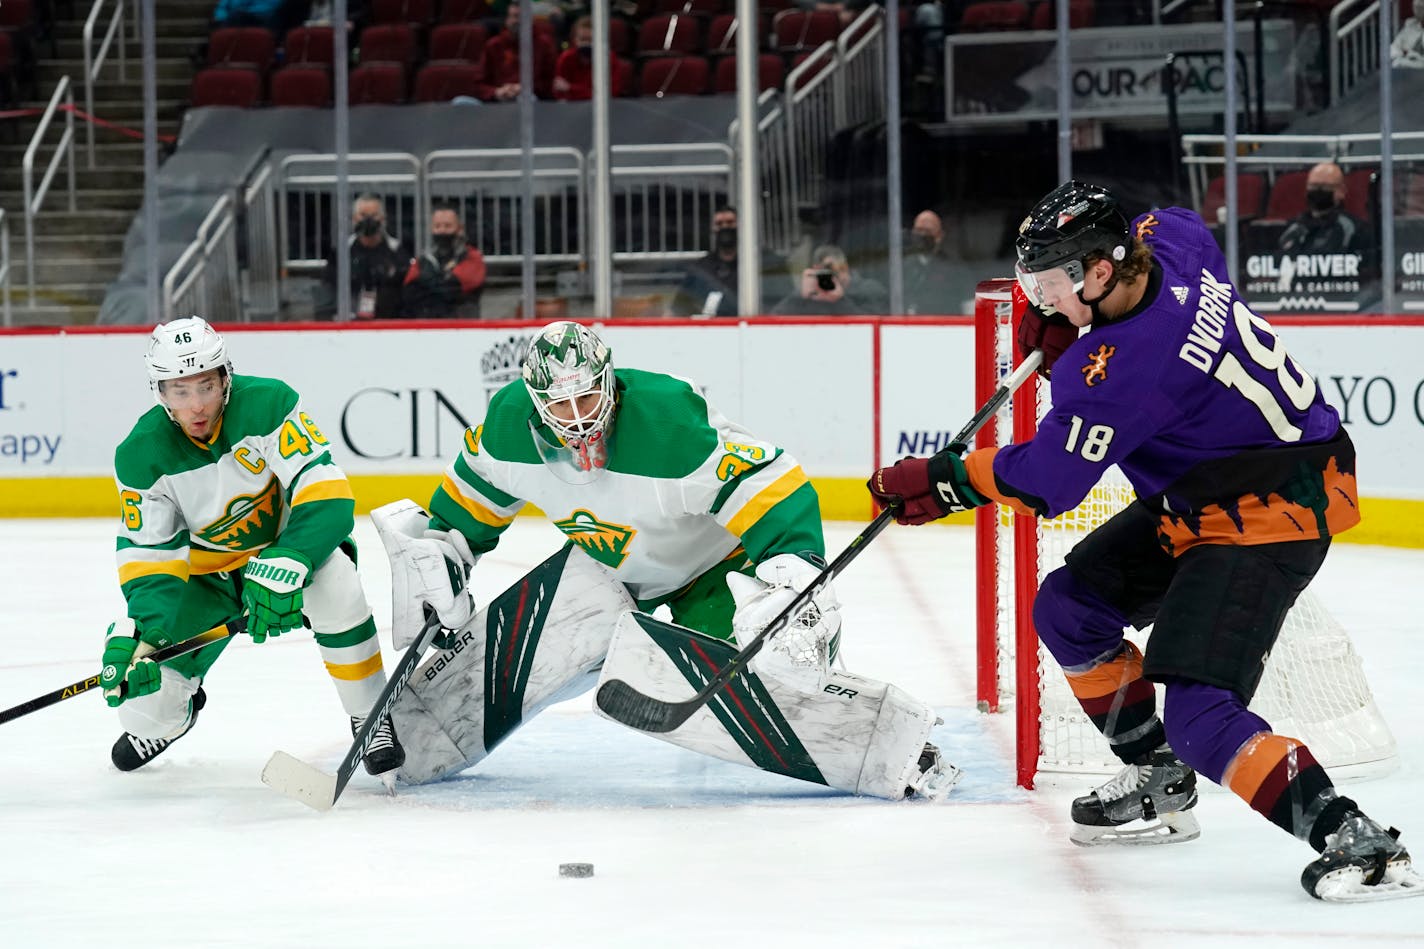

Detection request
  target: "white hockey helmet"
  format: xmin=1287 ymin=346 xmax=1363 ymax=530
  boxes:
xmin=144 ymin=316 xmax=233 ymax=412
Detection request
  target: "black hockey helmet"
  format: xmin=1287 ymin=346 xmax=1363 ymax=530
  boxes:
xmin=1014 ymin=180 xmax=1131 ymax=310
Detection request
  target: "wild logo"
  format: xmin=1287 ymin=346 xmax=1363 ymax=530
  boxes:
xmin=1081 ymin=343 xmax=1117 ymax=388
xmin=553 ymin=509 xmax=635 ymax=568
xmin=197 ymin=476 xmax=282 ymax=549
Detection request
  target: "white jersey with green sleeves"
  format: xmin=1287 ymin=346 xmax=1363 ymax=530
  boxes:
xmin=429 ymin=368 xmax=826 ymax=607
xmin=113 ymin=374 xmax=356 ymax=637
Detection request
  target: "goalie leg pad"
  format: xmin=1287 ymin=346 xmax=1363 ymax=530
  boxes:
xmin=391 ymin=544 xmax=637 ymax=785
xmin=596 ymin=611 xmax=955 ymax=800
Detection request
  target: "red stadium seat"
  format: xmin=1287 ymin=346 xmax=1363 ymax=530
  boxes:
xmin=207 ymin=26 xmax=277 ymax=72
xmin=370 ymin=0 xmax=436 ymax=27
xmin=1262 ymin=169 xmax=1312 ymax=221
xmin=1343 ymin=167 xmax=1374 ymax=221
xmin=638 ymin=54 xmax=710 ymax=96
xmin=959 ymin=1 xmax=1031 ymax=32
xmin=283 ymin=26 xmax=334 ymax=66
xmin=1201 ymin=172 xmax=1267 ymax=223
xmin=712 ymin=52 xmax=783 ymax=93
xmin=349 ymin=62 xmax=407 ymax=103
xmin=0 ymin=0 xmax=36 ymax=30
xmin=1029 ymin=0 xmax=1095 ymax=29
xmin=269 ymin=65 xmax=332 ymax=106
xmin=428 ymin=22 xmax=487 ymax=63
xmin=413 ymin=61 xmax=488 ymax=100
xmin=609 ymin=17 xmax=632 ymax=55
xmin=358 ymin=24 xmax=419 ymax=70
xmin=615 ymin=55 xmax=636 ymax=95
xmin=439 ymin=0 xmax=491 ymax=22
xmin=771 ymin=9 xmax=841 ymax=52
xmin=190 ymin=67 xmax=262 ymax=107
xmin=637 ymin=14 xmax=703 ymax=56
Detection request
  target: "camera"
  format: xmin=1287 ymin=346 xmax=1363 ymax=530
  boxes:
xmin=813 ymin=269 xmax=837 ymax=292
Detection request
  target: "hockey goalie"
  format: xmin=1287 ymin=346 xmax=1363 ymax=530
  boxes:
xmin=373 ymin=320 xmax=959 ymax=801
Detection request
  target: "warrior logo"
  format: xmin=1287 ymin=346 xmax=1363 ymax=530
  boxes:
xmin=1081 ymin=344 xmax=1117 ymax=387
xmin=196 ymin=476 xmax=282 ymax=550
xmin=553 ymin=509 xmax=635 ymax=568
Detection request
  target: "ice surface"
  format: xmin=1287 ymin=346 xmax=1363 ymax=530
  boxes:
xmin=2 ymin=519 xmax=1421 ymax=946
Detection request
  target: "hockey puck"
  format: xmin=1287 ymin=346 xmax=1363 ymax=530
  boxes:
xmin=559 ymin=862 xmax=594 ymax=878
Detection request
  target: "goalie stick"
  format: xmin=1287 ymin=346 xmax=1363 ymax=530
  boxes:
xmin=0 ymin=617 xmax=247 ymax=726
xmin=260 ymin=611 xmax=444 ymax=811
xmin=596 ymin=350 xmax=1045 ymax=734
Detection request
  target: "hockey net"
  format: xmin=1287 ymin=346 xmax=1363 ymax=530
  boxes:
xmin=971 ymin=279 xmax=1398 ymax=789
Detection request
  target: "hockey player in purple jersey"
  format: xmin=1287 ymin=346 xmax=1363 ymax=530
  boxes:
xmin=869 ymin=180 xmax=1421 ymax=902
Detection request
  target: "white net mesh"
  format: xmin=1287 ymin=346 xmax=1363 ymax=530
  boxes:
xmin=977 ymin=281 xmax=1398 ymax=785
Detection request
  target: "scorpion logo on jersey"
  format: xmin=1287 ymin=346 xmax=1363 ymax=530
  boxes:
xmin=553 ymin=509 xmax=635 ymax=568
xmin=1081 ymin=344 xmax=1117 ymax=388
xmin=196 ymin=476 xmax=282 ymax=550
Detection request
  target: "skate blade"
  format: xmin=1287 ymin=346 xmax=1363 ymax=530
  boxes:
xmin=1071 ymin=810 xmax=1201 ymax=847
xmin=261 ymin=751 xmax=337 ymax=812
xmin=379 ymin=770 xmax=398 ymax=796
xmin=1314 ymin=862 xmax=1424 ymax=903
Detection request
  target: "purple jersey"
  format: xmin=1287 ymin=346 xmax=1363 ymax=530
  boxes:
xmin=991 ymin=208 xmax=1358 ymax=548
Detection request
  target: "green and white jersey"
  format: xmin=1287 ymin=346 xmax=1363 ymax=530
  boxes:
xmin=429 ymin=368 xmax=825 ymax=608
xmin=114 ymin=374 xmax=355 ymax=638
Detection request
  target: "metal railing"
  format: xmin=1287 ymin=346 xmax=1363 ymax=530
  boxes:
xmin=1329 ymin=0 xmax=1381 ymax=105
xmin=0 ymin=209 xmax=11 ymax=327
xmin=278 ymin=153 xmax=423 ymax=273
xmin=22 ymin=76 xmax=78 ymax=305
xmin=424 ymin=148 xmax=584 ymax=264
xmin=836 ymin=9 xmax=885 ymax=132
xmin=83 ymin=0 xmax=126 ymax=168
xmin=243 ymin=161 xmax=280 ymax=317
xmin=162 ymin=193 xmax=242 ymax=323
xmin=785 ymin=42 xmax=839 ymax=219
xmin=605 ymin=143 xmax=735 ymax=262
xmin=1181 ymin=131 xmax=1424 ymax=211
xmin=729 ymin=88 xmax=795 ymax=255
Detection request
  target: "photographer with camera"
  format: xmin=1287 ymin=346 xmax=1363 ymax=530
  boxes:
xmin=771 ymin=244 xmax=871 ymax=316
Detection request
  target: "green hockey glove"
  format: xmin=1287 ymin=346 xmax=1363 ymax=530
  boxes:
xmin=241 ymin=547 xmax=312 ymax=643
xmin=100 ymin=619 xmax=163 ymax=707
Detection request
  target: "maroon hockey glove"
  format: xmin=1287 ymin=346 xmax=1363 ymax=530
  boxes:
xmin=1013 ymin=282 xmax=1078 ymax=378
xmin=867 ymin=448 xmax=989 ymax=526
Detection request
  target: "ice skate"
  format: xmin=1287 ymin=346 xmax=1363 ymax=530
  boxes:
xmin=904 ymin=741 xmax=962 ymax=801
xmin=351 ymin=713 xmax=405 ymax=778
xmin=111 ymin=687 xmax=206 ymax=772
xmin=1302 ymin=814 xmax=1424 ymax=902
xmin=1070 ymin=747 xmax=1200 ymax=846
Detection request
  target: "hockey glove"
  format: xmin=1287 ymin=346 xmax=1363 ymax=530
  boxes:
xmin=241 ymin=547 xmax=312 ymax=643
xmin=868 ymin=446 xmax=990 ymax=525
xmin=727 ymin=553 xmax=841 ymax=674
xmin=100 ymin=619 xmax=163 ymax=707
xmin=1014 ymin=282 xmax=1079 ymax=378
xmin=417 ymin=529 xmax=478 ymax=649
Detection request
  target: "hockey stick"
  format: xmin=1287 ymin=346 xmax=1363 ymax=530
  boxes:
xmin=0 ymin=617 xmax=247 ymax=726
xmin=596 ymin=350 xmax=1045 ymax=734
xmin=259 ymin=610 xmax=444 ymax=811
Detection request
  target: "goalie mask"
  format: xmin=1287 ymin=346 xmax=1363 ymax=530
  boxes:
xmin=522 ymin=321 xmax=617 ymax=480
xmin=144 ymin=316 xmax=233 ymax=422
xmin=1014 ymin=180 xmax=1129 ymax=314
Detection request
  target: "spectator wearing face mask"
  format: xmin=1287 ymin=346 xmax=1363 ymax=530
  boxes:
xmin=553 ymin=16 xmax=627 ymax=100
xmin=902 ymin=209 xmax=957 ymax=316
xmin=666 ymin=206 xmax=790 ymax=317
xmin=318 ymin=193 xmax=411 ymax=321
xmin=401 ymin=205 xmax=487 ymax=318
xmin=1277 ymin=162 xmax=1374 ymax=256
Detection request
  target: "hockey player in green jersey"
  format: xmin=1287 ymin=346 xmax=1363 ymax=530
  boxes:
xmin=378 ymin=321 xmax=957 ymax=799
xmin=101 ymin=316 xmax=403 ymax=775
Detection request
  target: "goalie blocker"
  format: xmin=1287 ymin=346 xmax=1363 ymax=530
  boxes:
xmin=377 ymin=501 xmax=956 ymax=799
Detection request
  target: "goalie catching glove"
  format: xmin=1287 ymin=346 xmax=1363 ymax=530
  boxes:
xmin=241 ymin=547 xmax=311 ymax=642
xmin=868 ymin=445 xmax=989 ymax=525
xmin=100 ymin=618 xmax=162 ymax=707
xmin=726 ymin=553 xmax=841 ymax=678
